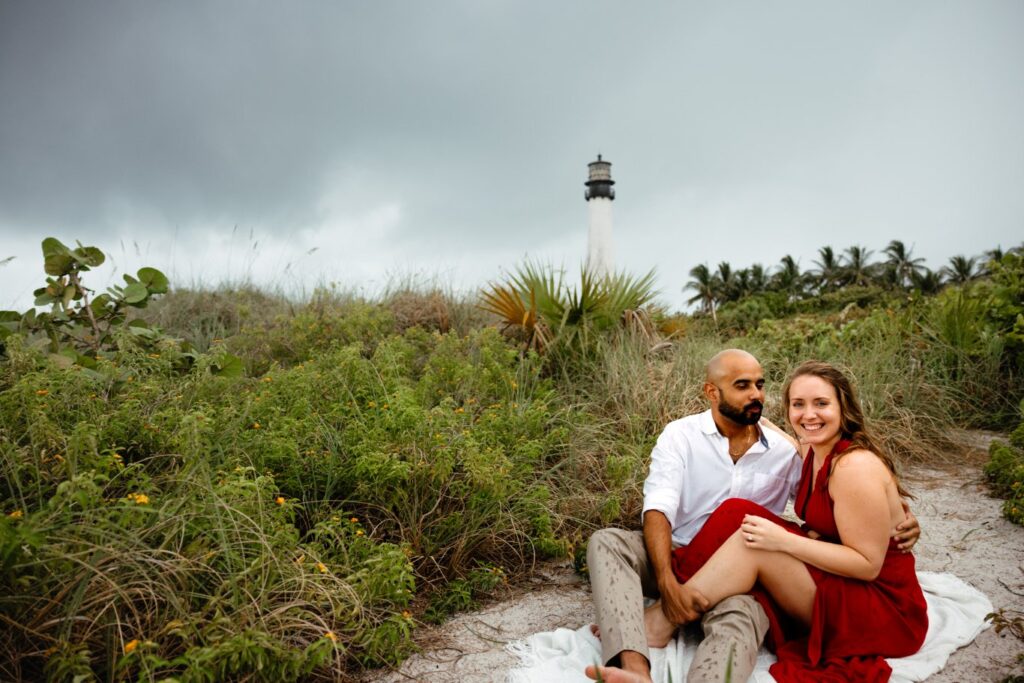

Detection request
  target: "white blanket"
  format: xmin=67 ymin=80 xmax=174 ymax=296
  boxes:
xmin=507 ymin=572 xmax=991 ymax=683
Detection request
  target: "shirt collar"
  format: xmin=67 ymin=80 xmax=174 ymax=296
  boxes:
xmin=699 ymin=409 xmax=771 ymax=448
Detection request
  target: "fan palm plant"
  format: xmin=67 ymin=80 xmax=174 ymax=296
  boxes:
xmin=480 ymin=261 xmax=657 ymax=358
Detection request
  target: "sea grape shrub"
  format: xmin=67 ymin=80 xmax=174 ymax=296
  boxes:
xmin=985 ymin=400 xmax=1024 ymax=526
xmin=0 ymin=238 xmax=170 ymax=359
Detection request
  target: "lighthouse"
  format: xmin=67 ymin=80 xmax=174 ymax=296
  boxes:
xmin=585 ymin=155 xmax=615 ymax=277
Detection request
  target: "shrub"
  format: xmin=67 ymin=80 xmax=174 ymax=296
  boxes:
xmin=985 ymin=400 xmax=1024 ymax=525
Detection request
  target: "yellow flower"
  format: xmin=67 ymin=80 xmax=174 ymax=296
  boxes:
xmin=324 ymin=631 xmax=338 ymax=642
xmin=316 ymin=562 xmax=328 ymax=574
xmin=124 ymin=639 xmax=140 ymax=654
xmin=454 ymin=407 xmax=464 ymax=414
xmin=275 ymin=496 xmax=285 ymax=506
xmin=356 ymin=530 xmax=364 ymax=537
xmin=35 ymin=389 xmax=49 ymax=396
xmin=253 ymin=422 xmax=261 ymax=429
xmin=128 ymin=493 xmax=150 ymax=505
xmin=148 ymin=353 xmax=161 ymax=359
xmin=262 ymin=376 xmax=272 ymax=383
xmin=368 ymin=401 xmax=377 ymax=408
xmin=8 ymin=510 xmax=23 ymax=519
xmin=402 ymin=610 xmax=412 ymax=620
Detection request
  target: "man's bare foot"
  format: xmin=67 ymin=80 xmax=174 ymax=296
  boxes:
xmin=585 ymin=664 xmax=653 ymax=683
xmin=644 ymin=601 xmax=677 ymax=648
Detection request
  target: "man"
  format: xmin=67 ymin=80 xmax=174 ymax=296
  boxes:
xmin=584 ymin=349 xmax=920 ymax=683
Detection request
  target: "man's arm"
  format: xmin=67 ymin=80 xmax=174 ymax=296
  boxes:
xmin=643 ymin=510 xmax=709 ymax=623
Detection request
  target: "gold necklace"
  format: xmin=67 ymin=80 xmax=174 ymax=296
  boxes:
xmin=728 ymin=428 xmax=756 ymax=457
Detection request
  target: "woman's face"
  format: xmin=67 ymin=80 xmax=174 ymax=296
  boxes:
xmin=788 ymin=375 xmax=842 ymax=454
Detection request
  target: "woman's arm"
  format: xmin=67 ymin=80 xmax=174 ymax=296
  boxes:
xmin=740 ymin=450 xmax=893 ymax=580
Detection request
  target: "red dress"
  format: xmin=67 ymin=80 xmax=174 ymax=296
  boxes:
xmin=671 ymin=440 xmax=928 ymax=682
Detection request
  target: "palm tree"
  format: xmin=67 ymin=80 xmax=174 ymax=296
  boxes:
xmin=771 ymin=255 xmax=806 ymax=300
xmin=715 ymin=262 xmax=737 ymax=303
xmin=883 ymin=240 xmax=926 ymax=289
xmin=686 ymin=263 xmax=719 ymax=323
xmin=748 ymin=263 xmax=769 ymax=294
xmin=910 ymin=267 xmax=943 ymax=294
xmin=734 ymin=268 xmax=759 ymax=301
xmin=980 ymin=246 xmax=1005 ymax=277
xmin=843 ymin=245 xmax=876 ymax=287
xmin=812 ymin=246 xmax=843 ymax=293
xmin=942 ymin=255 xmax=980 ymax=285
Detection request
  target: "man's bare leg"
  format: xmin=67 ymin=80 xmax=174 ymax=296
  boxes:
xmin=643 ymin=601 xmax=677 ymax=647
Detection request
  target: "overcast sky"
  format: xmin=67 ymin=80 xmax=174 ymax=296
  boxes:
xmin=2 ymin=1 xmax=1022 ymax=312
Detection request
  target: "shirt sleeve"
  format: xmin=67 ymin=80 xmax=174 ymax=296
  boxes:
xmin=642 ymin=426 xmax=688 ymax=523
xmin=786 ymin=448 xmax=802 ymax=502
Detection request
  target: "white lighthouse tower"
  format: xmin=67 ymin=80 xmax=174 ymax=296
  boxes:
xmin=585 ymin=155 xmax=615 ymax=278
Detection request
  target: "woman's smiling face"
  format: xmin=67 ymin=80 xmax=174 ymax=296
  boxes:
xmin=787 ymin=374 xmax=842 ymax=454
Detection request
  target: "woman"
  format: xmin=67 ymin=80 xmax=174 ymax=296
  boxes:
xmin=654 ymin=361 xmax=928 ymax=681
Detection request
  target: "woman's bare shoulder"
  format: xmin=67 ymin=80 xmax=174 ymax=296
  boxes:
xmin=831 ymin=448 xmax=891 ymax=479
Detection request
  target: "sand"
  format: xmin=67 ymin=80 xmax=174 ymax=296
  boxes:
xmin=361 ymin=440 xmax=1024 ymax=682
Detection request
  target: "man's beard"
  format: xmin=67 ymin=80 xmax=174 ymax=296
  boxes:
xmin=719 ymin=396 xmax=763 ymax=426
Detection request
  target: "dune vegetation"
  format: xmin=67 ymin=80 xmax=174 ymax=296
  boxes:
xmin=1 ymin=238 xmax=1022 ymax=681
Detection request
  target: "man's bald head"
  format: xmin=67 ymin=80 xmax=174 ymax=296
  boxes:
xmin=706 ymin=349 xmax=761 ymax=385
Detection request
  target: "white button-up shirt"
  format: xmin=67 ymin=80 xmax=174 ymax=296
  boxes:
xmin=642 ymin=409 xmax=802 ymax=546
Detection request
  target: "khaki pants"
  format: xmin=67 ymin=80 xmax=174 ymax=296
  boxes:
xmin=587 ymin=528 xmax=769 ymax=683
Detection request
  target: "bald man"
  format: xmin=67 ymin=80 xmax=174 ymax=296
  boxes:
xmin=584 ymin=350 xmax=920 ymax=683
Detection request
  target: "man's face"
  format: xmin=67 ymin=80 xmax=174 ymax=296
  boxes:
xmin=712 ymin=362 xmax=766 ymax=426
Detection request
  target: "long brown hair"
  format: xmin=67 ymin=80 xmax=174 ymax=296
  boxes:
xmin=783 ymin=360 xmax=912 ymax=500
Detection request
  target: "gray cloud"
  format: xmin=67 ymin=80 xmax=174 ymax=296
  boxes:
xmin=2 ymin=1 xmax=1022 ymax=310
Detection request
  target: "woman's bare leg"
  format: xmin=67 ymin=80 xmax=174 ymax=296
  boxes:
xmin=685 ymin=529 xmax=816 ymax=624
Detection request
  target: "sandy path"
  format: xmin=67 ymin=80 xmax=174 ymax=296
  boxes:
xmin=362 ymin=455 xmax=1024 ymax=682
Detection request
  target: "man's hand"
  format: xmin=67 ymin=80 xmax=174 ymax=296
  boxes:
xmin=893 ymin=504 xmax=921 ymax=553
xmin=658 ymin=579 xmax=710 ymax=625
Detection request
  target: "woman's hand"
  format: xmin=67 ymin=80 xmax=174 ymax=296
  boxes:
xmin=740 ymin=514 xmax=793 ymax=552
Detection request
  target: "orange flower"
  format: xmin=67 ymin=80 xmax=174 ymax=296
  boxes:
xmin=402 ymin=610 xmax=413 ymax=620
xmin=124 ymin=639 xmax=140 ymax=654
xmin=253 ymin=422 xmax=261 ymax=429
xmin=8 ymin=510 xmax=23 ymax=519
xmin=316 ymin=562 xmax=328 ymax=574
xmin=349 ymin=517 xmax=359 ymax=524
xmin=275 ymin=496 xmax=285 ymax=506
xmin=324 ymin=631 xmax=338 ymax=642
xmin=35 ymin=389 xmax=49 ymax=396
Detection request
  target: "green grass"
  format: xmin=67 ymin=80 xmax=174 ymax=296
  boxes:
xmin=2 ymin=252 xmax=1023 ymax=680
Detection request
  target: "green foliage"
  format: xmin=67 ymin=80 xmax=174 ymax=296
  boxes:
xmin=1 ymin=238 xmax=170 ymax=359
xmin=3 ymin=237 xmax=1024 ymax=679
xmin=985 ymin=401 xmax=1024 ymax=525
xmin=480 ymin=261 xmax=658 ymax=373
